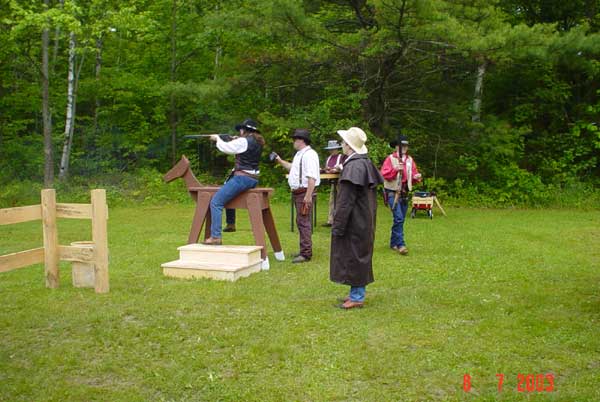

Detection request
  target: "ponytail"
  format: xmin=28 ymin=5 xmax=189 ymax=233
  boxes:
xmin=251 ymin=133 xmax=265 ymax=146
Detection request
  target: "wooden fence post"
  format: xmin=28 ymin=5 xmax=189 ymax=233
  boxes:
xmin=41 ymin=189 xmax=59 ymax=288
xmin=91 ymin=189 xmax=109 ymax=293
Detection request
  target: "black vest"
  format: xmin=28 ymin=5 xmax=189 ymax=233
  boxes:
xmin=235 ymin=135 xmax=262 ymax=171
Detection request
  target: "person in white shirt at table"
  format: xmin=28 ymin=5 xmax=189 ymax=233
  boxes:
xmin=273 ymin=129 xmax=320 ymax=263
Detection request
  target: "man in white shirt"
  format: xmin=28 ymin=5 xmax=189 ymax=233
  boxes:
xmin=274 ymin=129 xmax=320 ymax=263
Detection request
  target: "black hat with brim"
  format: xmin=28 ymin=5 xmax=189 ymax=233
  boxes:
xmin=396 ymin=134 xmax=409 ymax=146
xmin=292 ymin=128 xmax=311 ymax=145
xmin=235 ymin=118 xmax=260 ymax=133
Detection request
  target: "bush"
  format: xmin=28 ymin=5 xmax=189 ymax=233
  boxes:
xmin=0 ymin=168 xmax=204 ymax=208
xmin=1 ymin=169 xmax=598 ymax=210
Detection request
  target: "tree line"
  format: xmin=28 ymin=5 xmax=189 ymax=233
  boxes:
xmin=1 ymin=0 xmax=599 ymax=204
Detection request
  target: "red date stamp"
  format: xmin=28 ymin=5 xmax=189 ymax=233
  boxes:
xmin=463 ymin=373 xmax=555 ymax=392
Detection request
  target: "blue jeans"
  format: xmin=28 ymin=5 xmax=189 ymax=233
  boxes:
xmin=210 ymin=175 xmax=258 ymax=238
xmin=349 ymin=286 xmax=366 ymax=302
xmin=385 ymin=189 xmax=408 ymax=248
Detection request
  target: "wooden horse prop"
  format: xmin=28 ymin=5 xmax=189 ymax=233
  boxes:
xmin=163 ymin=156 xmax=284 ymax=262
xmin=163 ymin=155 xmax=202 ymax=202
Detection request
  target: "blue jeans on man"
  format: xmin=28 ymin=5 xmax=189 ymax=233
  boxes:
xmin=210 ymin=175 xmax=258 ymax=238
xmin=385 ymin=189 xmax=408 ymax=248
xmin=349 ymin=286 xmax=366 ymax=302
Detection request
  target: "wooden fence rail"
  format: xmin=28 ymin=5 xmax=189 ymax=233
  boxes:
xmin=0 ymin=189 xmax=109 ymax=293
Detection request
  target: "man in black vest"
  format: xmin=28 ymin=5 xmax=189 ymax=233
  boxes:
xmin=204 ymin=119 xmax=265 ymax=245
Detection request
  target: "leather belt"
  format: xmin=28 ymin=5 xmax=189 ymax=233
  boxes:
xmin=234 ymin=170 xmax=259 ymax=180
xmin=292 ymin=188 xmax=307 ymax=195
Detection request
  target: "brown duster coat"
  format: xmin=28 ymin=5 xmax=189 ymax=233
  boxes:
xmin=330 ymin=153 xmax=384 ymax=287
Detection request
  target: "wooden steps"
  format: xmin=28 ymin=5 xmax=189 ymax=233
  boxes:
xmin=161 ymin=244 xmax=264 ymax=282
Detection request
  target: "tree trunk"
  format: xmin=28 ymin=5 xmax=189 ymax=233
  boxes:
xmin=42 ymin=0 xmax=53 ymax=188
xmin=51 ymin=0 xmax=64 ymax=74
xmin=364 ymin=48 xmax=405 ymax=136
xmin=170 ymin=0 xmax=178 ymax=164
xmin=585 ymin=0 xmax=598 ymax=24
xmin=213 ymin=42 xmax=222 ymax=81
xmin=58 ymin=31 xmax=76 ymax=180
xmin=471 ymin=59 xmax=488 ymax=123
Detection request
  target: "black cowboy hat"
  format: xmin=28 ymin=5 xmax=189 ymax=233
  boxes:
xmin=389 ymin=132 xmax=409 ymax=148
xmin=235 ymin=118 xmax=260 ymax=133
xmin=292 ymin=128 xmax=311 ymax=145
xmin=395 ymin=134 xmax=409 ymax=147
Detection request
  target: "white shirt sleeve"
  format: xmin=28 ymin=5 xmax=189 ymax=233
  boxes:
xmin=303 ymin=150 xmax=321 ymax=186
xmin=216 ymin=137 xmax=248 ymax=155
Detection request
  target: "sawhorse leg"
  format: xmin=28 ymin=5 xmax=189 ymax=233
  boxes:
xmin=247 ymin=194 xmax=267 ymax=260
xmin=188 ymin=192 xmax=211 ymax=244
xmin=263 ymin=207 xmax=282 ymax=254
xmin=204 ymin=210 xmax=212 ymax=241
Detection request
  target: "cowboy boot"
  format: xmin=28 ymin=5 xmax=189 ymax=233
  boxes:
xmin=202 ymin=237 xmax=222 ymax=245
xmin=338 ymin=300 xmax=364 ymax=309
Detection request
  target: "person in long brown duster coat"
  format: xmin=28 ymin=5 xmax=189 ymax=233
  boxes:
xmin=330 ymin=127 xmax=384 ymax=309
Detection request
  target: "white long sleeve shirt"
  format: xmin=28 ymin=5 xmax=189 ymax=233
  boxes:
xmin=288 ymin=146 xmax=321 ymax=190
xmin=215 ymin=137 xmax=248 ymax=154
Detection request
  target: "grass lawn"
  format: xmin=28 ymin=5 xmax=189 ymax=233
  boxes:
xmin=1 ymin=199 xmax=599 ymax=401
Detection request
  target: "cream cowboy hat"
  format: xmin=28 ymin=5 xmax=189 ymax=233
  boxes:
xmin=337 ymin=127 xmax=368 ymax=154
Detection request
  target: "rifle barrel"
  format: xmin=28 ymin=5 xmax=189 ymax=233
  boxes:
xmin=184 ymin=134 xmax=233 ymax=140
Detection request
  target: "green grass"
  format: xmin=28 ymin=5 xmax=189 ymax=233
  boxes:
xmin=1 ymin=200 xmax=599 ymax=401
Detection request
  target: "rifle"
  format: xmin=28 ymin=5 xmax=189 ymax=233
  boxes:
xmin=391 ymin=153 xmax=403 ymax=209
xmin=184 ymin=134 xmax=234 ymax=141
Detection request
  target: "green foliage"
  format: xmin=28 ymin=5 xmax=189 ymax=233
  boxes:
xmin=0 ymin=168 xmax=217 ymax=209
xmin=0 ymin=0 xmax=599 ymax=207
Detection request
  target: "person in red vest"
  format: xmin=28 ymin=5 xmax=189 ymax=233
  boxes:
xmin=380 ymin=134 xmax=422 ymax=255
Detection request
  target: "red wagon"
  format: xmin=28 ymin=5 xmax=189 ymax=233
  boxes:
xmin=411 ymin=191 xmax=434 ymax=219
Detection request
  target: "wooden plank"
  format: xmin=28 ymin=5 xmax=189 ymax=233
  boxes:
xmin=59 ymin=245 xmax=94 ymax=263
xmin=412 ymin=197 xmax=434 ymax=207
xmin=0 ymin=205 xmax=42 ymax=225
xmin=178 ymin=244 xmax=262 ymax=266
xmin=0 ymin=247 xmax=45 ymax=273
xmin=188 ymin=187 xmax=274 ymax=196
xmin=162 ymin=261 xmax=262 ymax=282
xmin=178 ymin=244 xmax=263 ymax=254
xmin=56 ymin=203 xmax=109 ymax=220
xmin=91 ymin=189 xmax=109 ymax=294
xmin=56 ymin=203 xmax=92 ymax=219
xmin=42 ymin=189 xmax=60 ymax=288
xmin=434 ymin=197 xmax=447 ymax=216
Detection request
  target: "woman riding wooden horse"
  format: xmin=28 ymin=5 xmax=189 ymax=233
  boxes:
xmin=203 ymin=119 xmax=265 ymax=245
